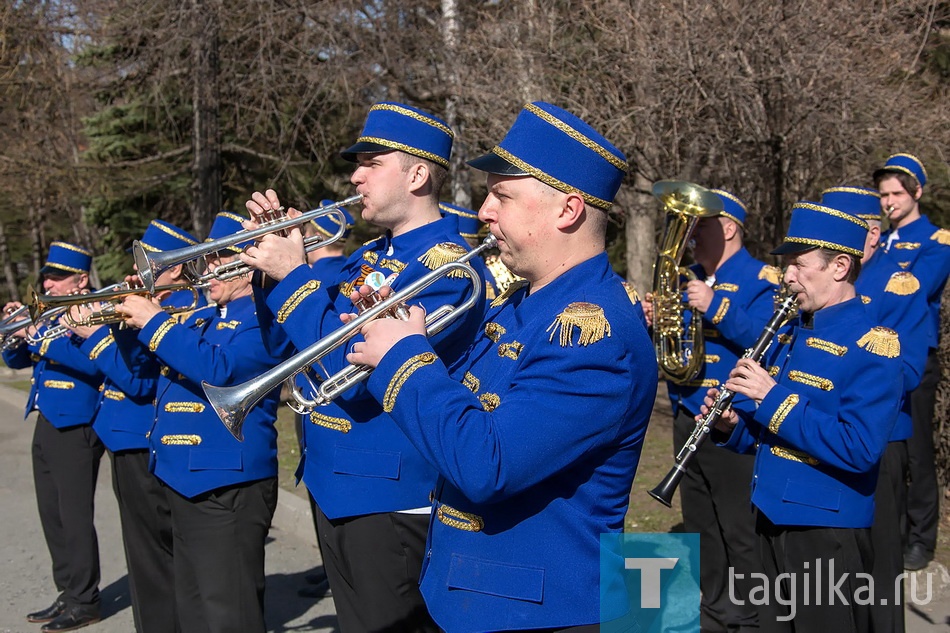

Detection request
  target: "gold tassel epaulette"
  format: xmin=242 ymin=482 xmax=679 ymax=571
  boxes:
xmin=418 ymin=242 xmax=468 ymax=277
xmin=546 ymin=302 xmax=611 ymax=347
xmin=857 ymin=326 xmax=900 ymax=358
xmin=931 ymin=228 xmax=950 ymax=246
xmin=884 ymin=271 xmax=920 ymax=296
xmin=759 ymin=265 xmax=783 ymax=285
xmin=621 ymin=281 xmax=641 ymax=306
xmin=490 ymin=279 xmax=528 ymax=308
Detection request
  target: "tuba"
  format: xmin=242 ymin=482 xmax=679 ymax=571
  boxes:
xmin=650 ymin=181 xmax=722 ymax=383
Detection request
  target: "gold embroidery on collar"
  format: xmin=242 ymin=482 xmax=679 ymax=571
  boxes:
xmin=805 ymin=338 xmax=847 ymax=356
xmin=711 ymin=298 xmax=730 ymax=325
xmin=498 ymin=341 xmax=523 ymax=360
xmin=160 ymin=434 xmax=202 ymax=445
xmin=382 ymin=352 xmax=437 ymax=412
xmin=436 ymin=503 xmax=484 ymax=532
xmin=490 ymin=279 xmax=528 ymax=308
xmin=479 ymin=393 xmax=500 ymax=411
xmin=163 ymin=402 xmax=206 ymax=413
xmin=309 ymin=411 xmax=352 ymax=433
xmin=770 ymin=445 xmax=818 ymax=466
xmin=768 ymin=394 xmax=799 ymax=434
xmin=484 ymin=322 xmax=506 ymax=343
xmin=277 ymin=280 xmax=320 ymax=324
xmin=149 ymin=319 xmax=177 ymax=352
xmin=547 ymin=302 xmax=610 ymax=347
xmin=788 ymin=370 xmax=834 ymax=391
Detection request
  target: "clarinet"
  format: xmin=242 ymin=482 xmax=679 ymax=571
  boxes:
xmin=648 ymin=294 xmax=798 ymax=507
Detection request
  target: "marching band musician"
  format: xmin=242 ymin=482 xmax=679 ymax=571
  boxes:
xmin=240 ymin=102 xmax=488 ymax=632
xmin=873 ymin=153 xmax=950 ymax=572
xmin=114 ymin=212 xmax=286 ymax=633
xmin=345 ymin=102 xmax=657 ymax=632
xmin=708 ymin=202 xmax=903 ymax=632
xmin=644 ymin=190 xmax=780 ymax=633
xmin=2 ymin=242 xmax=105 ymax=632
xmin=820 ymin=186 xmax=931 ymax=633
xmin=66 ymin=220 xmax=205 ymax=633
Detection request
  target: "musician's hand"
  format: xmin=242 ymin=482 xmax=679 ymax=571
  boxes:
xmin=641 ymin=292 xmax=655 ymax=328
xmin=699 ymin=387 xmax=739 ymax=432
xmin=345 ymin=305 xmax=427 ymax=368
xmin=4 ymin=301 xmax=23 ymax=313
xmin=685 ymin=280 xmax=714 ymax=313
xmin=245 ymin=189 xmax=282 ymax=225
xmin=240 ymin=229 xmax=307 ymax=282
xmin=114 ymin=294 xmax=163 ymax=330
xmin=724 ymin=358 xmax=775 ymax=405
xmin=67 ymin=321 xmax=103 ymax=339
xmin=64 ymin=302 xmax=102 ymax=339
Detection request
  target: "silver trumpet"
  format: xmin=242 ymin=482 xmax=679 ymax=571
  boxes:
xmin=133 ymin=195 xmax=362 ymax=292
xmin=204 ymin=234 xmax=497 ymax=441
xmin=0 ymin=305 xmax=31 ymax=351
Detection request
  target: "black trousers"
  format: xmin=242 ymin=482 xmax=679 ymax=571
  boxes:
xmin=906 ymin=349 xmax=940 ymax=553
xmin=165 ymin=477 xmax=278 ymax=633
xmin=673 ymin=410 xmax=761 ymax=632
xmin=755 ymin=513 xmax=873 ymax=633
xmin=111 ymin=449 xmax=178 ymax=633
xmin=313 ymin=505 xmax=438 ymax=633
xmin=869 ymin=442 xmax=907 ymax=633
xmin=32 ymin=413 xmax=104 ymax=612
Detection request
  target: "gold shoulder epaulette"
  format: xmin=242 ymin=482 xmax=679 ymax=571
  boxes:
xmin=363 ymin=236 xmax=382 ymax=247
xmin=931 ymin=228 xmax=950 ymax=246
xmin=418 ymin=242 xmax=468 ymax=277
xmin=490 ymin=279 xmax=528 ymax=308
xmin=546 ymin=302 xmax=611 ymax=347
xmin=884 ymin=271 xmax=920 ymax=296
xmin=759 ymin=265 xmax=783 ymax=285
xmin=857 ymin=326 xmax=900 ymax=358
xmin=621 ymin=281 xmax=641 ymax=306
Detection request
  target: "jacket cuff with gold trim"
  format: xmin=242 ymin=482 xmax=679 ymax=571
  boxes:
xmin=138 ymin=312 xmax=178 ymax=353
xmin=79 ymin=326 xmax=113 ymax=359
xmin=367 ymin=334 xmax=440 ymax=415
xmin=753 ymin=383 xmax=799 ymax=439
xmin=704 ymin=292 xmax=730 ymax=326
xmin=264 ymin=264 xmax=332 ymax=341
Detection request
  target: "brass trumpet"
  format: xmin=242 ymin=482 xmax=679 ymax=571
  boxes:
xmin=0 ymin=305 xmax=31 ymax=351
xmin=204 ymin=234 xmax=497 ymax=441
xmin=29 ymin=282 xmax=202 ymax=329
xmin=133 ymin=195 xmax=362 ymax=292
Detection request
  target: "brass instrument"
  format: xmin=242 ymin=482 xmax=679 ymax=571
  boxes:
xmin=0 ymin=305 xmax=31 ymax=350
xmin=133 ymin=195 xmax=362 ymax=292
xmin=650 ymin=181 xmax=722 ymax=383
xmin=203 ymin=234 xmax=497 ymax=441
xmin=649 ymin=295 xmax=798 ymax=507
xmin=29 ymin=282 xmax=201 ymax=329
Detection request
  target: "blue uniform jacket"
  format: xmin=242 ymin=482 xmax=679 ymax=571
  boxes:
xmin=85 ymin=289 xmax=207 ymax=452
xmin=261 ymin=215 xmax=489 ymax=519
xmin=138 ymin=295 xmax=283 ymax=498
xmin=3 ymin=327 xmax=102 ymax=428
xmin=668 ymin=247 xmax=780 ymax=417
xmin=722 ymin=297 xmax=902 ymax=528
xmin=881 ymin=215 xmax=950 ymax=346
xmin=856 ymin=249 xmax=931 ymax=441
xmin=365 ymin=253 xmax=657 ymax=632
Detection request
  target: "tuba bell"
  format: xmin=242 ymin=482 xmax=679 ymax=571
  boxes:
xmin=650 ymin=180 xmax=722 ymax=383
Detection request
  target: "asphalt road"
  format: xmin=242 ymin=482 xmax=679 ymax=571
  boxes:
xmin=0 ymin=380 xmax=337 ymax=633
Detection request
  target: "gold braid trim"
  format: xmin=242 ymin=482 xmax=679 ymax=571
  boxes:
xmin=524 ymin=103 xmax=628 ymax=171
xmin=498 ymin=341 xmax=523 ymax=360
xmin=103 ymin=389 xmax=126 ymax=401
xmin=160 ymin=434 xmax=202 ymax=445
xmin=368 ymin=104 xmax=455 ymax=137
xmin=893 ymin=242 xmax=920 ymax=250
xmin=788 ymin=370 xmax=834 ymax=391
xmin=713 ymin=283 xmax=739 ymax=292
xmin=768 ymin=394 xmax=800 ymax=434
xmin=479 ymin=393 xmax=500 ymax=411
xmin=379 ymin=258 xmax=405 ymax=273
xmin=768 ymin=366 xmax=780 ymax=376
xmin=43 ymin=379 xmax=74 ymax=389
xmin=462 ymin=372 xmax=480 ymax=393
xmin=490 ymin=279 xmax=528 ymax=308
xmin=382 ymin=352 xmax=437 ymax=412
xmin=770 ymin=445 xmax=819 ymax=466
xmin=711 ymin=298 xmax=730 ymax=325
xmin=621 ymin=281 xmax=641 ymax=305
xmin=492 ymin=146 xmax=614 ymax=210
xmin=309 ymin=411 xmax=352 ymax=433
xmin=163 ymin=402 xmax=206 ymax=413
xmin=805 ymin=338 xmax=848 ymax=356
xmin=777 ymin=334 xmax=792 ymax=345
xmin=148 ymin=319 xmax=177 ymax=352
xmin=885 ymin=272 xmax=920 ymax=296
xmin=356 ymin=136 xmax=450 ymax=168
xmin=363 ymin=250 xmax=379 ymax=265
xmin=88 ymin=333 xmax=115 ymax=360
xmin=861 ymin=295 xmax=872 ymax=304
xmin=546 ymin=302 xmax=611 ymax=347
xmin=704 ymin=354 xmax=721 ymax=364
xmin=418 ymin=243 xmax=467 ymax=277
xmin=759 ymin=265 xmax=783 ymax=285
xmin=216 ymin=320 xmax=240 ymax=330
xmin=931 ymin=229 xmax=950 ymax=246
xmin=484 ymin=322 xmax=506 ymax=342
xmin=436 ymin=503 xmax=484 ymax=532
xmin=857 ymin=326 xmax=900 ymax=358
xmin=38 ymin=337 xmax=52 ymax=356
xmin=277 ymin=280 xmax=320 ymax=324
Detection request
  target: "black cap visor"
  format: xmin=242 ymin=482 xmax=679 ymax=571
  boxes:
xmin=340 ymin=141 xmax=396 ymax=163
xmin=770 ymin=241 xmax=818 ymax=256
xmin=466 ymin=151 xmax=529 ymax=176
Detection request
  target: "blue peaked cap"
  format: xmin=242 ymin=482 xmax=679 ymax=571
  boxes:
xmin=772 ymin=202 xmax=868 ymax=258
xmin=206 ymin=211 xmax=253 ymax=253
xmin=710 ymin=189 xmax=747 ymax=226
xmin=439 ymin=202 xmax=481 ymax=240
xmin=820 ymin=186 xmax=882 ymax=223
xmin=341 ymin=102 xmax=454 ymax=168
xmin=41 ymin=241 xmax=93 ymax=276
xmin=138 ymin=219 xmax=199 ymax=253
xmin=873 ymin=153 xmax=927 ymax=188
xmin=467 ymin=102 xmax=628 ymax=210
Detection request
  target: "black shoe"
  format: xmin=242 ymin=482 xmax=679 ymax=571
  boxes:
xmin=297 ymin=578 xmax=332 ymax=599
xmin=26 ymin=600 xmax=65 ymax=623
xmin=305 ymin=570 xmax=328 ymax=585
xmin=903 ymin=543 xmax=933 ymax=571
xmin=40 ymin=607 xmax=101 ymax=632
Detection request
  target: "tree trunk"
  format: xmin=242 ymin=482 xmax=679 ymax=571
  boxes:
xmin=441 ymin=0 xmax=471 ymax=209
xmin=621 ymin=172 xmax=656 ymax=298
xmin=0 ymin=220 xmax=20 ymax=301
xmin=190 ymin=0 xmax=221 ymax=238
